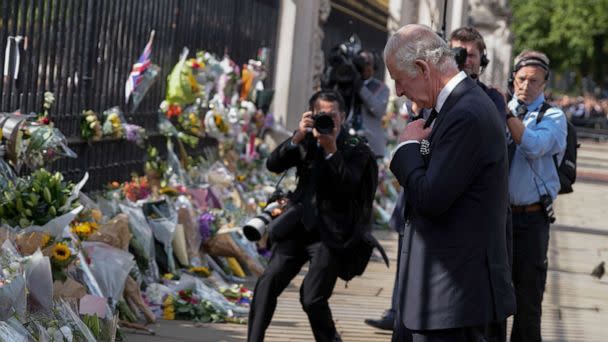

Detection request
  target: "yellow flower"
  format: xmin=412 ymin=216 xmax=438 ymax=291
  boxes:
xmin=40 ymin=234 xmax=51 ymax=248
xmin=163 ymin=295 xmax=175 ymax=320
xmin=71 ymin=221 xmax=98 ymax=239
xmin=51 ymin=243 xmax=71 ymax=262
xmin=189 ymin=266 xmax=211 ymax=277
xmin=163 ymin=273 xmax=174 ymax=280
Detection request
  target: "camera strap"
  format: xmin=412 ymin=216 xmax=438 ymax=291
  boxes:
xmin=274 ymin=170 xmax=288 ymax=190
xmin=524 ymin=157 xmax=551 ymax=200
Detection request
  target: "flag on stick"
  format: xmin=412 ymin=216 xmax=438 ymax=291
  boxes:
xmin=125 ymin=30 xmax=155 ymax=104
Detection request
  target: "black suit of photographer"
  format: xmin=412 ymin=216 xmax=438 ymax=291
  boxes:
xmin=247 ymin=98 xmax=375 ymax=342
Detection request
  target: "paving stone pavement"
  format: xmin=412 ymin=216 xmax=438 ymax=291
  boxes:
xmin=125 ymin=141 xmax=608 ymax=342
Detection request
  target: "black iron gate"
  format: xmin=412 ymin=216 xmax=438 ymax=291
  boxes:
xmin=0 ymin=0 xmax=280 ymax=191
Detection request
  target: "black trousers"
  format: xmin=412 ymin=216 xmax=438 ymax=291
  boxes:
xmin=247 ymin=238 xmax=341 ymax=342
xmin=510 ymin=211 xmax=550 ymax=342
xmin=393 ymin=323 xmax=505 ymax=342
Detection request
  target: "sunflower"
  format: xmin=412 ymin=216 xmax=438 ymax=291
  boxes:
xmin=51 ymin=242 xmax=71 ymax=262
xmin=71 ymin=221 xmax=98 ymax=239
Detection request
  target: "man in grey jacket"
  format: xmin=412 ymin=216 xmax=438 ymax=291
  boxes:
xmin=349 ymin=50 xmax=390 ymax=158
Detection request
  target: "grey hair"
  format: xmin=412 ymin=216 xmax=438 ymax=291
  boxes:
xmin=384 ymin=25 xmax=457 ymax=77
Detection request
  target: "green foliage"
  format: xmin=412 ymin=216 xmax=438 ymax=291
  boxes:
xmin=511 ymin=0 xmax=608 ymax=81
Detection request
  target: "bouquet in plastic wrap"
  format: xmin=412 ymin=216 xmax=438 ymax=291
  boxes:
xmin=0 ymin=241 xmax=27 ymax=320
xmin=0 ymin=158 xmax=17 ymax=190
xmin=22 ymin=124 xmax=76 ymax=170
xmin=144 ymin=146 xmax=168 ymax=191
xmin=165 ymin=138 xmax=190 ymax=186
xmin=70 ymin=207 xmax=102 ymax=241
xmin=123 ymin=123 xmax=147 ymax=147
xmin=48 ymin=239 xmax=77 ymax=282
xmin=174 ymin=195 xmax=203 ymax=266
xmin=216 ymin=55 xmax=240 ymax=107
xmin=102 ymin=106 xmax=126 ymax=139
xmin=24 ymin=299 xmax=97 ymax=342
xmin=158 ymin=111 xmax=199 ymax=148
xmin=82 ymin=241 xmax=136 ymax=307
xmin=118 ymin=203 xmax=159 ymax=284
xmin=166 ymin=48 xmax=200 ymax=106
xmin=0 ymin=168 xmax=83 ymax=230
xmin=177 ymin=103 xmax=204 ymax=137
xmin=169 ymin=274 xmax=248 ymax=322
xmin=121 ymin=175 xmax=151 ymax=203
xmin=24 ymin=249 xmax=53 ymax=314
xmin=0 ymin=320 xmax=30 ymax=341
xmin=143 ymin=200 xmax=178 ymax=274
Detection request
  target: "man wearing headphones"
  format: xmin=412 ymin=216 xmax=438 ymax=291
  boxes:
xmin=506 ymin=50 xmax=567 ymax=342
xmin=449 ymin=27 xmax=508 ymax=119
xmin=350 ymin=50 xmax=390 ymax=158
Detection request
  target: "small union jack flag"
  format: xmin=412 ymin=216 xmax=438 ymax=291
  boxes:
xmin=125 ymin=30 xmax=155 ymax=104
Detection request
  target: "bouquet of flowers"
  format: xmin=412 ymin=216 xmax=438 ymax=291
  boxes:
xmin=36 ymin=92 xmax=55 ymax=125
xmin=123 ymin=123 xmax=147 ymax=147
xmin=121 ymin=175 xmax=151 ymax=203
xmin=101 ymin=107 xmax=125 ymax=139
xmin=166 ymin=48 xmax=201 ymax=106
xmin=80 ymin=110 xmax=102 ymax=141
xmin=158 ymin=112 xmax=199 ymax=148
xmin=177 ymin=104 xmax=204 ymax=137
xmin=118 ymin=203 xmax=159 ymax=284
xmin=0 ymin=168 xmax=79 ymax=229
xmin=162 ymin=289 xmax=225 ymax=322
xmin=0 ymin=241 xmax=27 ymax=320
xmin=48 ymin=240 xmax=76 ymax=282
xmin=22 ymin=124 xmax=77 ymax=170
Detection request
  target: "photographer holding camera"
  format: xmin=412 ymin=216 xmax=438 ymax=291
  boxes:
xmin=247 ymin=90 xmax=379 ymax=342
xmin=449 ymin=27 xmax=508 ymax=120
xmin=349 ymin=50 xmax=390 ymax=158
xmin=506 ymin=50 xmax=567 ymax=342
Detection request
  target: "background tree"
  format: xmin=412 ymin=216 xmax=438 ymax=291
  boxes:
xmin=511 ymin=0 xmax=608 ymax=92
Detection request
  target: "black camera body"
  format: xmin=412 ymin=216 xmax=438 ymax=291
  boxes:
xmin=539 ymin=194 xmax=556 ymax=223
xmin=312 ymin=112 xmax=335 ymax=134
xmin=324 ymin=35 xmax=365 ymax=86
xmin=452 ymin=47 xmax=468 ymax=71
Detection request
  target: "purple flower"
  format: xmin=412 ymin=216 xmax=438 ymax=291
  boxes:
xmin=124 ymin=124 xmax=140 ymax=141
xmin=264 ymin=113 xmax=274 ymax=129
xmin=198 ymin=212 xmax=215 ymax=243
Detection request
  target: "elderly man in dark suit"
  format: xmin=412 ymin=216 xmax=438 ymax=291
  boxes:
xmin=383 ymin=24 xmax=516 ymax=342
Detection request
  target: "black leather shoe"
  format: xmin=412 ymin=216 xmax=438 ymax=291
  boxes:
xmin=364 ymin=312 xmax=394 ymax=331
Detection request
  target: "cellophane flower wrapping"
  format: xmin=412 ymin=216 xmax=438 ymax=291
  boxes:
xmin=82 ymin=241 xmax=135 ymax=307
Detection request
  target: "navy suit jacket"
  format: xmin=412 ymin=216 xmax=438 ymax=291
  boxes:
xmin=390 ymin=77 xmax=516 ymax=330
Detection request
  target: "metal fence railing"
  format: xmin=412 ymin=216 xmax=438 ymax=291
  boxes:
xmin=0 ymin=0 xmax=279 ymax=191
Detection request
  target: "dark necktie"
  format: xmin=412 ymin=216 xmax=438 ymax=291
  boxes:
xmin=515 ymin=102 xmax=528 ymax=120
xmin=423 ymin=108 xmax=439 ymax=128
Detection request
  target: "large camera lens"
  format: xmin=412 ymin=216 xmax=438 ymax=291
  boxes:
xmin=243 ymin=212 xmax=272 ymax=241
xmin=313 ymin=113 xmax=335 ymax=134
